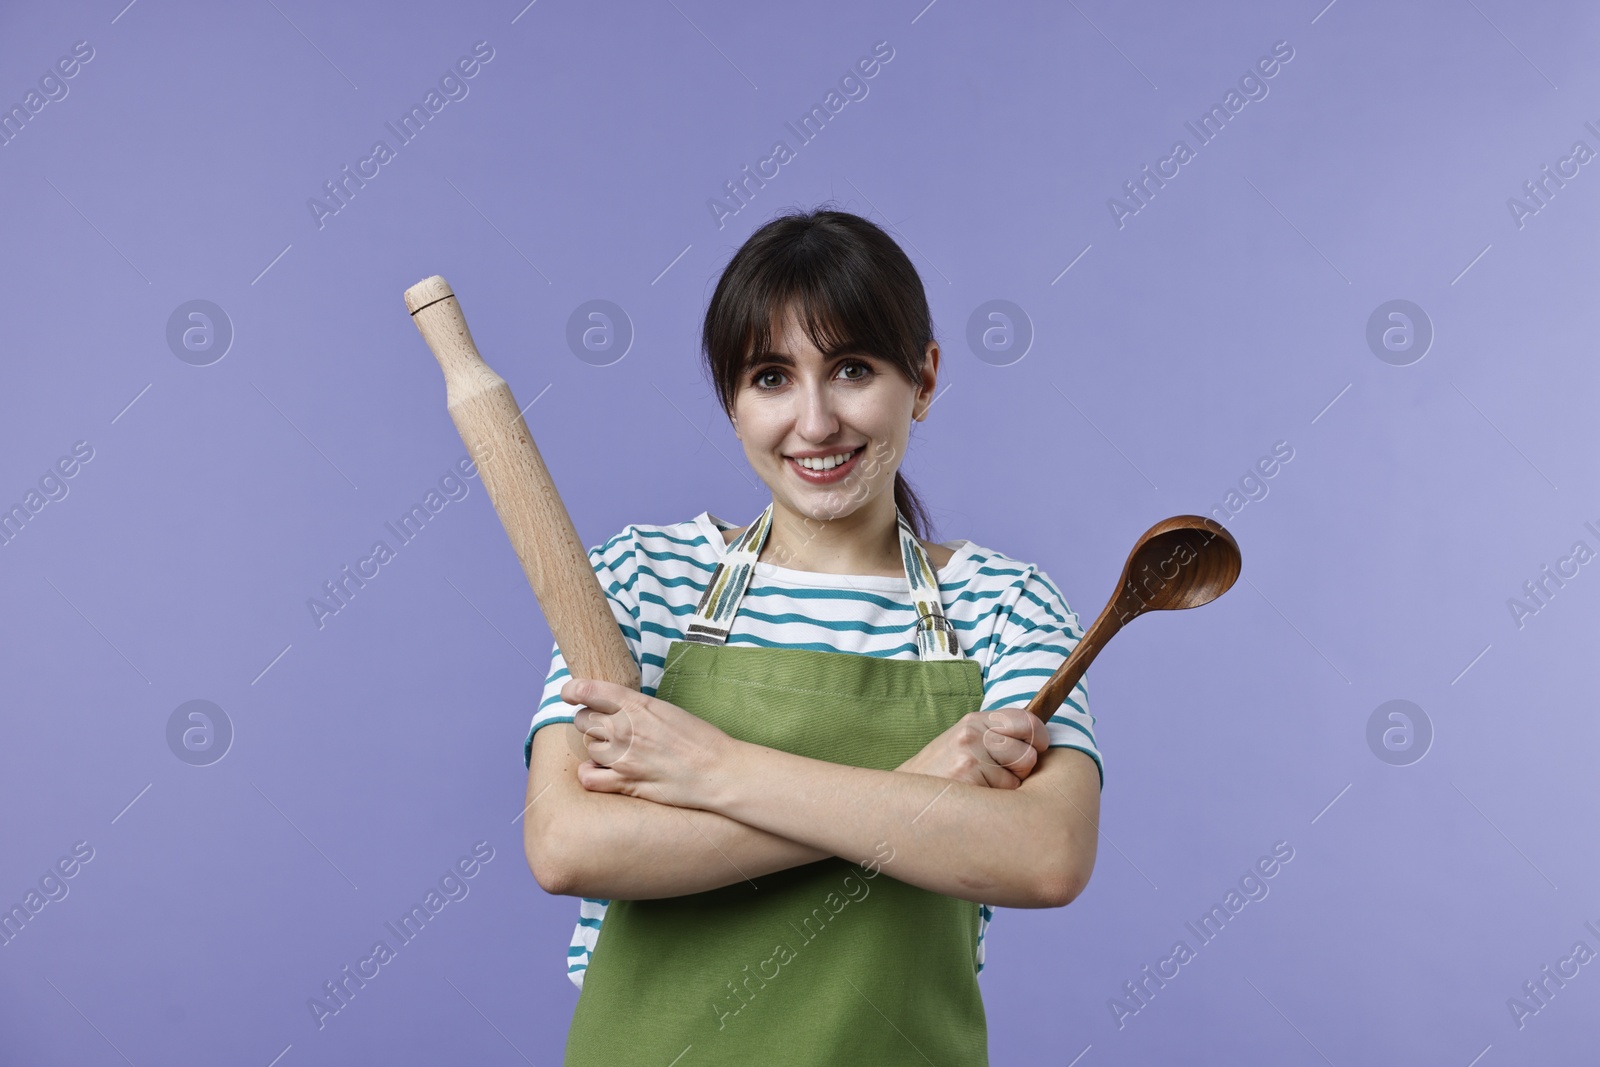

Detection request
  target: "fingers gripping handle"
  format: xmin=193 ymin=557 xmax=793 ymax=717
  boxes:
xmin=404 ymin=275 xmax=640 ymax=692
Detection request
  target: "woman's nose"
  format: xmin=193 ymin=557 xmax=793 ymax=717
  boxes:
xmin=794 ymin=383 xmax=840 ymax=438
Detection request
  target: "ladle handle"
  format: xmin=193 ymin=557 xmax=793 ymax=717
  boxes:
xmin=1022 ymin=596 xmax=1126 ymax=723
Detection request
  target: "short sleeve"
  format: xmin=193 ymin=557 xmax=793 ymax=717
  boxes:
xmin=523 ymin=528 xmax=644 ymax=769
xmin=979 ymin=565 xmax=1104 ymax=790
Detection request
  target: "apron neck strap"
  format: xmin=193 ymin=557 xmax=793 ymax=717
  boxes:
xmin=685 ymin=502 xmax=964 ymax=660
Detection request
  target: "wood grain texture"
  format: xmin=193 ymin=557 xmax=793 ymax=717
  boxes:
xmin=405 ymin=275 xmax=640 ymax=693
xmin=1024 ymin=516 xmax=1240 ymax=723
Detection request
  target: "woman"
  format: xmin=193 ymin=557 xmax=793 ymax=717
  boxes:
xmin=523 ymin=208 xmax=1103 ymax=1065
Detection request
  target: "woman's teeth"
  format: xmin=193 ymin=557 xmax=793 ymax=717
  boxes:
xmin=793 ymin=448 xmax=860 ymax=471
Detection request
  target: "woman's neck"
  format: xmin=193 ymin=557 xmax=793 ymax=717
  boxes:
xmin=759 ymin=498 xmax=903 ymax=577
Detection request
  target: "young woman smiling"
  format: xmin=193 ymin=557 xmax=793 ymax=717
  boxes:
xmin=524 ymin=208 xmax=1103 ymax=1066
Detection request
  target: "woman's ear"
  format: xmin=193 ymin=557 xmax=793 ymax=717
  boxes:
xmin=915 ymin=342 xmax=940 ymax=421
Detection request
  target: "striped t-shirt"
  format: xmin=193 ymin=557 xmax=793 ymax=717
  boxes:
xmin=524 ymin=511 xmax=1104 ymax=990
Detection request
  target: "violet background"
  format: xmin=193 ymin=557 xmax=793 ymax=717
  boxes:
xmin=2 ymin=0 xmax=1597 ymax=1063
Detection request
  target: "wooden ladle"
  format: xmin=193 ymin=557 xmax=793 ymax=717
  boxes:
xmin=1024 ymin=516 xmax=1241 ymax=723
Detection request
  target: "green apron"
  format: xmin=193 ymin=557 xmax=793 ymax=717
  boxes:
xmin=563 ymin=503 xmax=991 ymax=1066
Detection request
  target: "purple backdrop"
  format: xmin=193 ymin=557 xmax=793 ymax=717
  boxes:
xmin=2 ymin=0 xmax=1596 ymax=1063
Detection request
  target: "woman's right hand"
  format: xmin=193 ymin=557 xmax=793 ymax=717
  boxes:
xmin=896 ymin=709 xmax=1051 ymax=789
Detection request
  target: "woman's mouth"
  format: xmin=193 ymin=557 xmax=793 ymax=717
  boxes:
xmin=785 ymin=446 xmax=864 ymax=484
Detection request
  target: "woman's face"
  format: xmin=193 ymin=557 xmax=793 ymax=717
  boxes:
xmin=731 ymin=306 xmax=937 ymax=528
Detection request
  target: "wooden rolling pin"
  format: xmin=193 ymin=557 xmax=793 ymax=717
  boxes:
xmin=404 ymin=275 xmax=639 ymax=693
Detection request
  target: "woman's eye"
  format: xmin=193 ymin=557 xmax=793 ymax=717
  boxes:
xmin=751 ymin=361 xmax=870 ymax=390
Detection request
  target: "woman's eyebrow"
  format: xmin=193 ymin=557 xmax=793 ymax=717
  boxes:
xmin=748 ymin=344 xmax=871 ymax=367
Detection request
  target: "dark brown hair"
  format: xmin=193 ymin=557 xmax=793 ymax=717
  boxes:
xmin=700 ymin=206 xmax=937 ymax=541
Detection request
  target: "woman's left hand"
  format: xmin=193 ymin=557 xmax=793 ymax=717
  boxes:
xmin=560 ymin=678 xmax=733 ymax=809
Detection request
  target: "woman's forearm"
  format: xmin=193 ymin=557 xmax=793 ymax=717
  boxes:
xmin=698 ymin=741 xmax=1080 ymax=908
xmin=553 ymin=788 xmax=832 ymax=899
xmin=549 ymin=753 xmax=934 ymax=900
